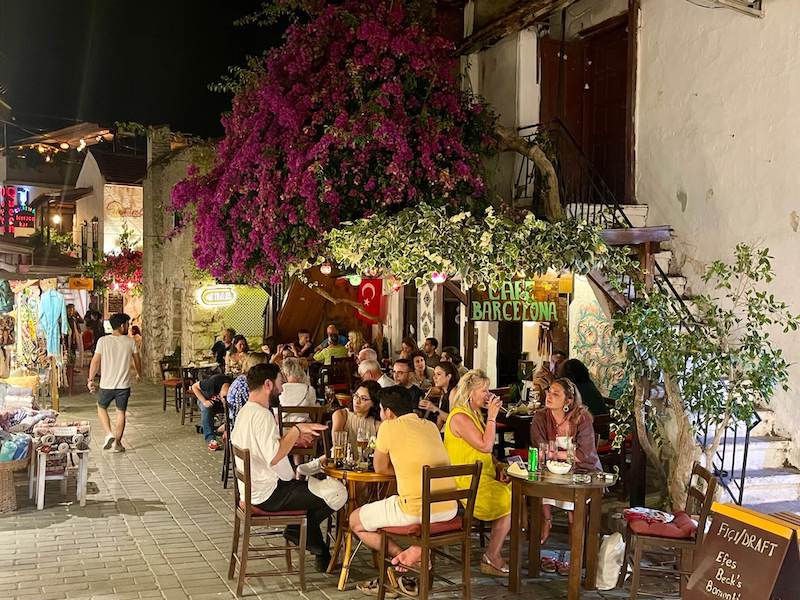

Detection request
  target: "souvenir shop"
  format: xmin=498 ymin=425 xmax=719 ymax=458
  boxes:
xmin=0 ymin=275 xmax=94 ymax=513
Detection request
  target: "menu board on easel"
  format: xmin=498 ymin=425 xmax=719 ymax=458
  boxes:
xmin=107 ymin=293 xmax=124 ymax=315
xmin=685 ymin=503 xmax=799 ymax=600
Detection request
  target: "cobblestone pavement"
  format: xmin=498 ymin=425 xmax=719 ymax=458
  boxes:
xmin=0 ymin=383 xmax=675 ymax=599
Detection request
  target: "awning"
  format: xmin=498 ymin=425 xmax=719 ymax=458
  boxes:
xmin=30 ymin=187 xmax=93 ymax=211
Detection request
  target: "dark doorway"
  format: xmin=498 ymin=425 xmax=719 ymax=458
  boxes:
xmin=539 ymin=16 xmax=631 ymax=202
xmin=496 ymin=321 xmax=522 ymax=387
xmin=402 ymin=286 xmax=418 ymax=339
xmin=441 ymin=286 xmax=462 ymax=352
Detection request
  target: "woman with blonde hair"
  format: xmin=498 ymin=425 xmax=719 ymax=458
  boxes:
xmin=279 ymin=357 xmax=317 ymax=422
xmin=530 ymin=377 xmax=601 ymax=573
xmin=443 ymin=369 xmax=511 ymax=576
xmin=346 ymin=330 xmax=366 ymax=357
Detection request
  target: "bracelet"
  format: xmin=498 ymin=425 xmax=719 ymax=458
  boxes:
xmin=294 ymin=424 xmax=302 ymax=435
xmin=487 ymin=419 xmax=496 ymax=423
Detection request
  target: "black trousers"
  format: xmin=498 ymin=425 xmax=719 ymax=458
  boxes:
xmin=256 ymin=479 xmax=333 ymax=555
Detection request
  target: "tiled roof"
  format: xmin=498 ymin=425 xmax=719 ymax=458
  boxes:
xmin=90 ymin=150 xmax=146 ymax=185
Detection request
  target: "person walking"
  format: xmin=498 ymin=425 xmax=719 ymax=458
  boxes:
xmin=88 ymin=313 xmax=141 ymax=452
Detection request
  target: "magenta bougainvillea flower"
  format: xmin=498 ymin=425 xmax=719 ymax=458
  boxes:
xmin=171 ymin=0 xmax=496 ymax=284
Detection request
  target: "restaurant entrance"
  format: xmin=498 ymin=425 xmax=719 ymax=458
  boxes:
xmin=496 ymin=321 xmax=522 ymax=387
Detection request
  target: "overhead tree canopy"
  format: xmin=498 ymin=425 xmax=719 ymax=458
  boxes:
xmin=172 ymin=0 xmax=499 ymax=284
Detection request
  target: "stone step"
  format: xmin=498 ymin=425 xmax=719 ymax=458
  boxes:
xmin=751 ymin=408 xmax=777 ymax=437
xmin=726 ymin=435 xmax=791 ymax=470
xmin=654 ymin=250 xmax=672 ymax=275
xmin=620 ymin=204 xmax=649 ymax=228
xmin=739 ymin=467 xmax=800 ymax=504
xmin=743 ymin=499 xmax=800 ymax=516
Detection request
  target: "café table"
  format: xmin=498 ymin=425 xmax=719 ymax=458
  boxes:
xmin=507 ymin=468 xmax=618 ymax=600
xmin=323 ymin=464 xmax=396 ymax=590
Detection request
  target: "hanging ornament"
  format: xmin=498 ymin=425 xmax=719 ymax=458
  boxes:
xmin=320 ymin=261 xmax=333 ymax=276
xmin=347 ymin=274 xmax=362 ymax=286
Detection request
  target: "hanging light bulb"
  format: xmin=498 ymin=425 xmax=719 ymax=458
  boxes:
xmin=77 ymin=139 xmax=87 ymax=152
xmin=431 ymin=272 xmax=448 ymax=284
xmin=347 ymin=274 xmax=362 ymax=286
xmin=320 ymin=261 xmax=332 ymax=276
xmin=59 ymin=142 xmax=70 ymax=150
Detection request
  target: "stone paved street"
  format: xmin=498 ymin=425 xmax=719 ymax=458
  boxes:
xmin=1 ymin=384 xmax=674 ymax=599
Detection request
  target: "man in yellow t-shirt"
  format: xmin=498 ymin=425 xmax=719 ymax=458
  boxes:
xmin=312 ymin=332 xmax=349 ymax=365
xmin=350 ymin=386 xmax=457 ymax=579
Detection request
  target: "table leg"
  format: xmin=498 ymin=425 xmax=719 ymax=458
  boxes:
xmin=36 ymin=452 xmax=46 ymax=510
xmin=28 ymin=451 xmax=36 ymax=499
xmin=528 ymin=496 xmax=543 ymax=578
xmin=509 ymin=478 xmax=522 ymax=593
xmin=337 ymin=531 xmax=353 ymax=591
xmin=78 ymin=454 xmax=89 ymax=507
xmin=327 ymin=510 xmax=345 ymax=574
xmin=568 ymin=491 xmax=588 ymax=600
xmin=583 ymin=490 xmax=602 ymax=590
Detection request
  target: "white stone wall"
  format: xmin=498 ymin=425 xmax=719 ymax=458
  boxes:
xmin=636 ymin=0 xmax=800 ymax=463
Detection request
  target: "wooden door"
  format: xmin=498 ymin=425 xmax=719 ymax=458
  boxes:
xmin=584 ymin=20 xmax=629 ymax=202
xmin=539 ymin=36 xmax=585 ymax=144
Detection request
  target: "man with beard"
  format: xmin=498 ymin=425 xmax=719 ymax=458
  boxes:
xmin=230 ymin=363 xmax=333 ymax=571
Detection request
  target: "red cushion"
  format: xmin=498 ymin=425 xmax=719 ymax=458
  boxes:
xmin=162 ymin=378 xmax=181 ymax=387
xmin=628 ymin=511 xmax=697 ymax=539
xmin=238 ymin=501 xmax=307 ymax=517
xmin=597 ymin=442 xmax=614 ymax=454
xmin=382 ymin=516 xmax=463 ymax=537
xmin=509 ymin=449 xmax=528 ymax=459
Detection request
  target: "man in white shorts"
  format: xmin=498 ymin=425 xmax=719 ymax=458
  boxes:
xmin=349 ymin=386 xmax=457 ymax=592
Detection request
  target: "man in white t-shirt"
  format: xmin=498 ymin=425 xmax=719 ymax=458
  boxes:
xmin=231 ymin=363 xmax=333 ymax=571
xmin=88 ymin=313 xmax=141 ymax=452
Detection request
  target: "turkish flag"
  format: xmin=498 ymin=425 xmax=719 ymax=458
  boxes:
xmin=356 ymin=279 xmax=383 ymax=323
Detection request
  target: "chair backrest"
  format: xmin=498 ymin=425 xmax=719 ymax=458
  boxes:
xmin=278 ymin=405 xmax=327 ymax=455
xmin=221 ymin=396 xmax=233 ymax=439
xmin=231 ymin=444 xmax=251 ymax=510
xmin=684 ymin=462 xmax=718 ymax=545
xmin=160 ymin=359 xmax=180 ymax=380
xmin=420 ymin=462 xmax=483 ymax=542
xmin=318 ymin=359 xmax=353 ymax=395
xmin=181 ymin=367 xmax=198 ymax=394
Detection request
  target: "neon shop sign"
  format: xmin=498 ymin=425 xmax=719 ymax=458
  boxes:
xmin=1 ymin=185 xmax=31 ymax=208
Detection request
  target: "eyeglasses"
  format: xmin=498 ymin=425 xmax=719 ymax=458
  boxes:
xmin=353 ymin=393 xmax=371 ymax=403
xmin=392 ymin=370 xmax=409 ymax=375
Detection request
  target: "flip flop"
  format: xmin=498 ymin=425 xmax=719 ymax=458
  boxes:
xmin=540 ymin=556 xmax=557 ymax=573
xmin=387 ymin=567 xmax=418 ymax=597
xmin=356 ymin=578 xmax=398 ymax=598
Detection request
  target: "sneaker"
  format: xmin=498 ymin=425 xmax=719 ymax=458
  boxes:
xmin=103 ymin=434 xmax=115 ymax=450
xmin=297 ymin=457 xmax=324 ymax=477
xmin=113 ymin=441 xmax=126 ymax=453
xmin=208 ymin=440 xmax=220 ymax=451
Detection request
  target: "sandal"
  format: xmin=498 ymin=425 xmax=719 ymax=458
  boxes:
xmin=387 ymin=567 xmax=418 ymax=597
xmin=540 ymin=556 xmax=557 ymax=573
xmin=555 ymin=560 xmax=570 ymax=576
xmin=356 ymin=578 xmax=398 ymax=598
xmin=480 ymin=554 xmax=509 ymax=577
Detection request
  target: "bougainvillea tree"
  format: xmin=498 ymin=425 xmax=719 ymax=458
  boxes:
xmin=172 ymin=0 xmax=500 ymax=284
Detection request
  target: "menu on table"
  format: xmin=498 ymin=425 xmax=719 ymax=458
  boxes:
xmin=685 ymin=502 xmax=799 ymax=600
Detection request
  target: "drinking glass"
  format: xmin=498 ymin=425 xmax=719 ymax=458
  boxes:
xmin=332 ymin=431 xmax=348 ymax=463
xmin=548 ymin=440 xmax=557 ymax=461
xmin=538 ymin=442 xmax=548 ymax=472
xmin=564 ymin=438 xmax=576 ymax=467
xmin=356 ymin=425 xmax=369 ymax=463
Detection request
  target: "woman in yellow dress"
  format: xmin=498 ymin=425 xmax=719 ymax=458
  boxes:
xmin=443 ymin=369 xmax=511 ymax=577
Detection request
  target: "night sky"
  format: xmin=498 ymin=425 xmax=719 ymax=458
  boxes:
xmin=0 ymin=0 xmax=280 ymax=138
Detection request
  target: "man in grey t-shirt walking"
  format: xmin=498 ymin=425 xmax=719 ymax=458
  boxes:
xmin=88 ymin=313 xmax=142 ymax=452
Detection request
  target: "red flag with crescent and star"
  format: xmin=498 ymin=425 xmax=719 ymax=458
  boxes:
xmin=356 ymin=278 xmax=383 ymax=323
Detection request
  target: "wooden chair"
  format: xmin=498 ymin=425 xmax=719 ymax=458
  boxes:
xmin=617 ymin=462 xmax=718 ymax=599
xmin=220 ymin=396 xmax=234 ymax=489
xmin=179 ymin=367 xmax=197 ymax=425
xmin=318 ymin=356 xmax=354 ymax=396
xmin=228 ymin=445 xmax=308 ymax=595
xmin=377 ymin=461 xmax=483 ymax=600
xmin=159 ymin=359 xmax=182 ymax=412
xmin=278 ymin=405 xmax=326 ymax=463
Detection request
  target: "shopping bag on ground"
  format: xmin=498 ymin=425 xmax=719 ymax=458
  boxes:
xmin=596 ymin=532 xmax=625 ymax=590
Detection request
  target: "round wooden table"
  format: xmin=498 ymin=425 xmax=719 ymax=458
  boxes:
xmin=507 ymin=469 xmax=618 ymax=600
xmin=322 ymin=464 xmax=396 ymax=590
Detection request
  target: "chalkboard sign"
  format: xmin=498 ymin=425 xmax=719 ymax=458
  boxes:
xmin=686 ymin=503 xmax=797 ymax=600
xmin=107 ymin=293 xmax=124 ymax=315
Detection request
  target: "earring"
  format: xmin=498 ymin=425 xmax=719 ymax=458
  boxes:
xmin=563 ymin=404 xmax=570 ymax=412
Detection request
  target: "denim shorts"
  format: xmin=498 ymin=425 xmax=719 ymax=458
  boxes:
xmin=98 ymin=388 xmax=131 ymax=411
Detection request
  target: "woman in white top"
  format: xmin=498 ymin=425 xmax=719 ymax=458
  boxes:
xmin=278 ymin=357 xmax=317 ymax=423
xmin=410 ymin=351 xmax=434 ymax=390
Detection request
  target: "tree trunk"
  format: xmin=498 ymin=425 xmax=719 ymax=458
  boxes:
xmin=632 ymin=377 xmax=666 ymax=489
xmin=494 ymin=125 xmax=564 ymax=222
xmin=663 ymin=373 xmax=701 ymax=510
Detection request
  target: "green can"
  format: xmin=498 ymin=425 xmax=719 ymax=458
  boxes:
xmin=528 ymin=446 xmax=538 ymax=472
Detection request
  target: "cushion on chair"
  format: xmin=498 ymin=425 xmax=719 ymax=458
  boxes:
xmin=628 ymin=511 xmax=697 ymax=539
xmin=381 ymin=516 xmax=463 ymax=537
xmin=162 ymin=378 xmax=181 ymax=387
xmin=239 ymin=501 xmax=307 ymax=517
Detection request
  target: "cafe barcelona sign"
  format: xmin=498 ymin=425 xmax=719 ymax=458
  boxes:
xmin=469 ymin=279 xmax=561 ymax=322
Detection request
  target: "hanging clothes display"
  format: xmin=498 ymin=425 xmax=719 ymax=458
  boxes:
xmin=0 ymin=281 xmax=14 ymax=314
xmin=37 ymin=289 xmax=68 ymax=357
xmin=16 ymin=287 xmax=44 ymax=370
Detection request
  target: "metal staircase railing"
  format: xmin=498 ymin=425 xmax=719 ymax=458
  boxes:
xmin=515 ymin=118 xmax=758 ymax=504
